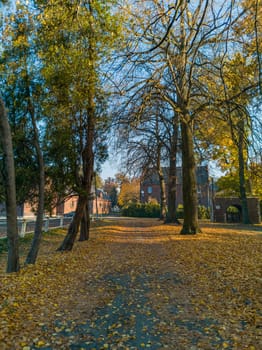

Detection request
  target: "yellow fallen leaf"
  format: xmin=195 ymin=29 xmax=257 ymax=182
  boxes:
xmin=37 ymin=340 xmax=46 ymax=347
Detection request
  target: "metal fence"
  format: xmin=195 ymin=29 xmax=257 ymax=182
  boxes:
xmin=0 ymin=217 xmax=72 ymax=238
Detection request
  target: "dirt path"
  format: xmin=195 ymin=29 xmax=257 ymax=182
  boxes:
xmin=0 ymin=218 xmax=261 ymax=349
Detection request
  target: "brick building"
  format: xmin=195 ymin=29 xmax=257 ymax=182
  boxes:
xmin=0 ymin=189 xmax=111 ymax=218
xmin=140 ymin=165 xmax=210 ymax=208
xmin=89 ymin=189 xmax=111 ymax=216
xmin=56 ymin=189 xmax=111 ymax=216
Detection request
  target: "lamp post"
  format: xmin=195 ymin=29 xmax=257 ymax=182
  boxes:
xmin=140 ymin=190 xmax=144 ymax=203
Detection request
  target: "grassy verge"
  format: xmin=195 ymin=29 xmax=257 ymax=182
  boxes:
xmin=0 ymin=229 xmax=67 ymax=270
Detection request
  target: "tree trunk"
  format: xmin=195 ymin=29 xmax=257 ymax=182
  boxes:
xmin=159 ymin=168 xmax=167 ymax=220
xmin=79 ymin=203 xmax=90 ymax=241
xmin=0 ymin=98 xmax=20 ymax=273
xmin=25 ymin=146 xmax=45 ymax=264
xmin=165 ymin=115 xmax=180 ymax=224
xmin=180 ymin=117 xmax=201 ymax=234
xmin=58 ymin=134 xmax=94 ymax=251
xmin=238 ymin=119 xmax=250 ymax=224
xmin=58 ymin=2 xmax=96 ymax=251
xmin=58 ymin=194 xmax=87 ymax=251
xmin=177 ymin=3 xmax=200 ymax=234
xmin=155 ymin=137 xmax=167 ymax=219
xmin=25 ymin=92 xmax=45 ymax=264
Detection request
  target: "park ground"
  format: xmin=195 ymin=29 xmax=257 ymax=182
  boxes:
xmin=0 ymin=218 xmax=261 ymax=350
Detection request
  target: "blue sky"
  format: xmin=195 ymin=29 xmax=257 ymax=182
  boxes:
xmin=100 ymin=158 xmax=120 ymax=180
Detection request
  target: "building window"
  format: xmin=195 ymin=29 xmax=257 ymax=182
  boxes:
xmin=147 ymin=186 xmax=152 ymax=194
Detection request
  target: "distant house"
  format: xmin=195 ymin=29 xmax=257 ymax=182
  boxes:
xmin=140 ymin=165 xmax=210 ymax=207
xmin=52 ymin=188 xmax=111 ymax=216
xmin=57 ymin=189 xmax=111 ymax=216
xmin=0 ymin=189 xmax=111 ymax=218
xmin=56 ymin=195 xmax=78 ymax=216
xmin=89 ymin=189 xmax=111 ymax=215
xmin=0 ymin=201 xmax=40 ymax=218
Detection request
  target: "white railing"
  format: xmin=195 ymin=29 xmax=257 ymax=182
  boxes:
xmin=0 ymin=217 xmax=73 ymax=238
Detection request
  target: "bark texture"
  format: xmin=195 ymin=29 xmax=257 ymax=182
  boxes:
xmin=0 ymin=98 xmax=20 ymax=272
xmin=79 ymin=203 xmax=90 ymax=241
xmin=25 ymin=91 xmax=45 ymax=264
xmin=58 ymin=109 xmax=95 ymax=251
xmin=155 ymin=140 xmax=167 ymax=220
xmin=180 ymin=118 xmax=201 ymax=234
xmin=238 ymin=119 xmax=250 ymax=224
xmin=58 ymin=195 xmax=88 ymax=251
xmin=159 ymin=168 xmax=167 ymax=220
xmin=58 ymin=1 xmax=95 ymax=251
xmin=165 ymin=117 xmax=180 ymax=224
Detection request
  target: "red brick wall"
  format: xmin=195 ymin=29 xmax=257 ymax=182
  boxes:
xmin=18 ymin=194 xmax=111 ymax=217
xmin=140 ymin=183 xmax=208 ymax=207
xmin=22 ymin=202 xmax=36 ymax=217
xmin=63 ymin=196 xmax=78 ymax=214
xmin=214 ymin=197 xmax=261 ymax=224
xmin=90 ymin=197 xmax=111 ymax=215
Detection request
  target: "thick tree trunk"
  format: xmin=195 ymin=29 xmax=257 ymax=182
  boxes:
xmin=0 ymin=98 xmax=20 ymax=273
xmin=180 ymin=117 xmax=201 ymax=234
xmin=59 ymin=139 xmax=94 ymax=251
xmin=79 ymin=203 xmax=90 ymax=241
xmin=58 ymin=1 xmax=95 ymax=250
xmin=238 ymin=120 xmax=250 ymax=224
xmin=177 ymin=3 xmax=199 ymax=234
xmin=165 ymin=116 xmax=180 ymax=224
xmin=25 ymin=94 xmax=45 ymax=264
xmin=58 ymin=195 xmax=87 ymax=251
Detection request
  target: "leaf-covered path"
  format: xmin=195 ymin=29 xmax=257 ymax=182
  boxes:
xmin=0 ymin=218 xmax=261 ymax=349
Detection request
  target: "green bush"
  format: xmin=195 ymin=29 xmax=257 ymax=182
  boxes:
xmin=175 ymin=204 xmax=210 ymax=219
xmin=121 ymin=202 xmax=210 ymax=219
xmin=176 ymin=204 xmax=184 ymax=219
xmin=121 ymin=202 xmax=160 ymax=218
xmin=226 ymin=205 xmax=239 ymax=213
xmin=198 ymin=205 xmax=211 ymax=219
xmin=0 ymin=238 xmax=8 ymax=254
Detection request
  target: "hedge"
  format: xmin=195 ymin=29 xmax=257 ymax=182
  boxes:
xmin=121 ymin=202 xmax=160 ymax=218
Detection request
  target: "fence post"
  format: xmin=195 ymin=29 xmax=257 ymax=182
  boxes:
xmin=60 ymin=216 xmax=63 ymax=228
xmin=20 ymin=219 xmax=27 ymax=238
xmin=44 ymin=217 xmax=49 ymax=232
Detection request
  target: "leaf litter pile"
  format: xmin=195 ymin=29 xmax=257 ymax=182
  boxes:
xmin=0 ymin=218 xmax=261 ymax=349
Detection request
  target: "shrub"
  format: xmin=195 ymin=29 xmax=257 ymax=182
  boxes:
xmin=226 ymin=205 xmax=239 ymax=213
xmin=0 ymin=238 xmax=8 ymax=254
xmin=198 ymin=205 xmax=210 ymax=219
xmin=176 ymin=204 xmax=184 ymax=219
xmin=144 ymin=202 xmax=160 ymax=217
xmin=122 ymin=203 xmax=210 ymax=219
xmin=175 ymin=204 xmax=210 ymax=219
xmin=121 ymin=202 xmax=160 ymax=218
